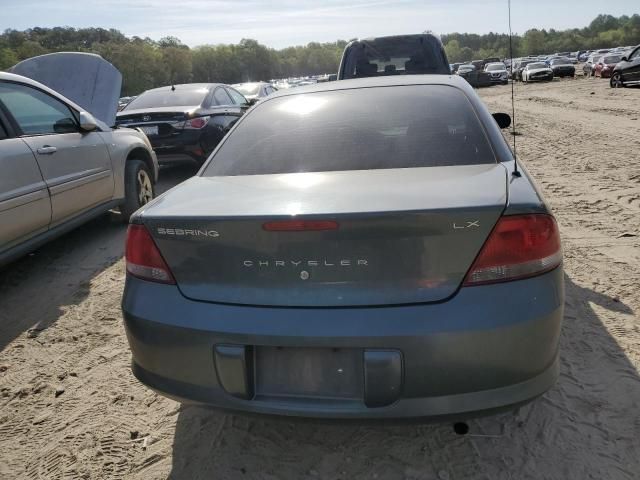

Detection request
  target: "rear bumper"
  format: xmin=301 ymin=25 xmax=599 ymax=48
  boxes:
xmin=149 ymin=131 xmax=208 ymax=165
xmin=121 ymin=267 xmax=564 ymax=419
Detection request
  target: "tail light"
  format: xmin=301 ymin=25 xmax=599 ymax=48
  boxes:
xmin=184 ymin=116 xmax=210 ymax=129
xmin=263 ymin=220 xmax=339 ymax=231
xmin=125 ymin=225 xmax=175 ymax=284
xmin=463 ymin=214 xmax=561 ymax=286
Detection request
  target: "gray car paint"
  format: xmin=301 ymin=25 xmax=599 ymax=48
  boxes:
xmin=123 ymin=75 xmax=563 ymax=418
xmin=0 ymin=71 xmax=158 ymax=266
xmin=140 ymin=164 xmax=507 ymax=306
xmin=0 ymin=138 xmax=51 ymax=250
xmin=122 ymin=266 xmax=563 ymax=418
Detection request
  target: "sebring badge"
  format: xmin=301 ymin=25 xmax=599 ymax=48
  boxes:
xmin=156 ymin=227 xmax=220 ymax=238
xmin=300 ymin=270 xmax=310 ymax=280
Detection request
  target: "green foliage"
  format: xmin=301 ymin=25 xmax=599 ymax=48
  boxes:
xmin=443 ymin=14 xmax=639 ymax=62
xmin=1 ymin=15 xmax=638 ymax=94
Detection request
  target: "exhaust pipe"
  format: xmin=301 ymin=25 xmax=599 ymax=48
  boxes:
xmin=453 ymin=422 xmax=469 ymax=435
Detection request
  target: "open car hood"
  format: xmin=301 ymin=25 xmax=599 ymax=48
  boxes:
xmin=10 ymin=52 xmax=121 ymax=126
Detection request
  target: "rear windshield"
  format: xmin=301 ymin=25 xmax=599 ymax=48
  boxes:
xmin=551 ymin=58 xmax=571 ymax=65
xmin=340 ymin=36 xmax=450 ymax=79
xmin=603 ymin=55 xmax=622 ymax=64
xmin=203 ymin=85 xmax=495 ymax=177
xmin=235 ymin=83 xmax=261 ymax=96
xmin=528 ymin=63 xmax=547 ymax=69
xmin=124 ymin=87 xmax=209 ymax=109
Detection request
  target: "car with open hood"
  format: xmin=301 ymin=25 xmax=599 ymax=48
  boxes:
xmin=1 ymin=53 xmax=158 ymax=267
xmin=522 ymin=62 xmax=554 ymax=82
xmin=610 ymin=45 xmax=640 ymax=88
xmin=121 ymin=75 xmax=564 ymax=420
xmin=116 ymin=83 xmax=250 ymax=166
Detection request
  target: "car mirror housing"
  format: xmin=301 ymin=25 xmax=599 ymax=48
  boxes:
xmin=620 ymin=56 xmax=628 ymax=62
xmin=79 ymin=111 xmax=98 ymax=132
xmin=492 ymin=112 xmax=512 ymax=130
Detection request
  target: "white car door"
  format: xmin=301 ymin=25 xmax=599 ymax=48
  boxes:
xmin=0 ymin=81 xmax=114 ymax=227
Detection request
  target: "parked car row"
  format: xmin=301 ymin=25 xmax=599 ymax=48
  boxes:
xmin=2 ymin=36 xmax=567 ymax=423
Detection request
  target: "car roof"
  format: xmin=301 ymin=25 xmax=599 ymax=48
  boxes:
xmin=143 ymin=83 xmax=224 ymax=93
xmin=267 ymin=75 xmax=474 ymax=100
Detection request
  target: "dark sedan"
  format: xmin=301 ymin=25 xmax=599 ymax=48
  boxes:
xmin=122 ymin=75 xmax=563 ymax=420
xmin=232 ymin=82 xmax=278 ymax=104
xmin=116 ymin=83 xmax=249 ymax=165
xmin=610 ymin=46 xmax=640 ymax=88
xmin=456 ymin=65 xmax=492 ymax=88
xmin=549 ymin=58 xmax=575 ymax=78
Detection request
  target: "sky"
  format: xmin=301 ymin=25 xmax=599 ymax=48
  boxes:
xmin=1 ymin=0 xmax=638 ymax=48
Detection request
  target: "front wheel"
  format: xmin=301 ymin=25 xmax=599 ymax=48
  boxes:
xmin=120 ymin=160 xmax=155 ymax=222
xmin=610 ymin=73 xmax=624 ymax=88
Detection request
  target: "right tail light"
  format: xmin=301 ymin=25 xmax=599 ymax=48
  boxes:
xmin=463 ymin=214 xmax=562 ymax=286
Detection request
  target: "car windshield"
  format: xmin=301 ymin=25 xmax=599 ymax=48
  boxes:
xmin=528 ymin=63 xmax=547 ymax=69
xmin=124 ymin=87 xmax=210 ymax=109
xmin=486 ymin=64 xmax=505 ymax=71
xmin=203 ymin=85 xmax=495 ymax=176
xmin=234 ymin=83 xmax=261 ymax=96
xmin=459 ymin=65 xmax=474 ymax=71
xmin=551 ymin=58 xmax=571 ymax=65
xmin=603 ymin=55 xmax=622 ymax=64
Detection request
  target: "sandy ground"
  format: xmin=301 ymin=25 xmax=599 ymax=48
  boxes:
xmin=1 ymin=77 xmax=639 ymax=480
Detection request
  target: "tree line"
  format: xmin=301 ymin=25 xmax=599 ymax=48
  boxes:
xmin=0 ymin=14 xmax=638 ymax=95
xmin=443 ymin=14 xmax=640 ymax=62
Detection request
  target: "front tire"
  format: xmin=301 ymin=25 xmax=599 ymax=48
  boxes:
xmin=610 ymin=73 xmax=624 ymax=88
xmin=120 ymin=160 xmax=155 ymax=222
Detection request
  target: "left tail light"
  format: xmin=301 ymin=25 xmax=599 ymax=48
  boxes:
xmin=125 ymin=225 xmax=175 ymax=284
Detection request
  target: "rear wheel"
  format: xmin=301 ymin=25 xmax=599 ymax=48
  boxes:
xmin=610 ymin=73 xmax=624 ymax=88
xmin=120 ymin=160 xmax=155 ymax=222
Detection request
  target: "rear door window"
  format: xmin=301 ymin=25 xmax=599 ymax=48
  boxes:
xmin=212 ymin=87 xmax=233 ymax=106
xmin=204 ymin=85 xmax=495 ymax=177
xmin=0 ymin=82 xmax=78 ymax=136
xmin=226 ymin=87 xmax=248 ymax=106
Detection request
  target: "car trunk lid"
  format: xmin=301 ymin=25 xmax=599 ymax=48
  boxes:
xmin=141 ymin=164 xmax=508 ymax=306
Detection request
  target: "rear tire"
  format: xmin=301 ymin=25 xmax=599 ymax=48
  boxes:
xmin=610 ymin=73 xmax=624 ymax=88
xmin=120 ymin=160 xmax=155 ymax=223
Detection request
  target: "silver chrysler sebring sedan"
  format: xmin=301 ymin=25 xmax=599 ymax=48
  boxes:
xmin=122 ymin=75 xmax=564 ymax=420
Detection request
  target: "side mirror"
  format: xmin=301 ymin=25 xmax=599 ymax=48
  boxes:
xmin=621 ymin=56 xmax=628 ymax=62
xmin=247 ymin=97 xmax=258 ymax=106
xmin=79 ymin=111 xmax=98 ymax=132
xmin=492 ymin=112 xmax=512 ymax=130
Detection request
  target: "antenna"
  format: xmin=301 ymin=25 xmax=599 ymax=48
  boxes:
xmin=508 ymin=0 xmax=521 ymax=177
